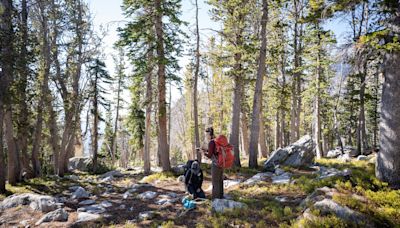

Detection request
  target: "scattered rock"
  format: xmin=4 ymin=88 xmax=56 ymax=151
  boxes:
xmin=224 ymin=180 xmax=242 ymax=189
xmin=0 ymin=193 xmax=57 ymax=213
xmin=78 ymin=199 xmax=96 ymax=206
xmin=264 ymin=135 xmax=315 ymax=171
xmin=65 ymin=175 xmax=79 ymax=181
xmin=212 ymin=199 xmax=246 ymax=213
xmin=100 ymin=170 xmax=124 ymax=179
xmin=272 ymin=172 xmax=291 ymax=184
xmin=172 ymin=164 xmax=186 ymax=175
xmin=137 ymin=191 xmax=158 ymax=200
xmin=327 ymin=148 xmax=342 ymax=158
xmin=118 ymin=204 xmax=126 ymax=210
xmin=338 ymin=153 xmax=351 ymax=162
xmin=77 ymin=204 xmax=106 ymax=214
xmin=123 ymin=191 xmax=132 ymax=199
xmin=317 ymin=166 xmax=351 ymax=180
xmin=313 ymin=199 xmax=371 ymax=226
xmin=275 ymin=167 xmax=285 ymax=176
xmin=100 ymin=201 xmax=112 ymax=208
xmin=100 ymin=176 xmax=114 ymax=183
xmin=138 ymin=211 xmax=155 ymax=220
xmin=343 ymin=146 xmax=359 ymax=157
xmin=243 ymin=172 xmax=273 ymax=186
xmin=68 ymin=157 xmax=92 ymax=172
xmin=274 ymin=196 xmax=302 ymax=204
xmin=71 ymin=187 xmax=90 ymax=199
xmin=69 ymin=186 xmax=81 ymax=192
xmin=35 ymin=208 xmax=68 ymax=225
xmin=357 ymin=155 xmax=369 ymax=161
xmin=300 ymin=187 xmax=338 ymax=208
xmin=76 ymin=212 xmax=101 ymax=223
xmin=19 ymin=219 xmax=31 ymax=227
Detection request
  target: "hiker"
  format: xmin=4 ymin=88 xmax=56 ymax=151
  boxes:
xmin=184 ymin=160 xmax=205 ymax=199
xmin=202 ymin=127 xmax=224 ymax=199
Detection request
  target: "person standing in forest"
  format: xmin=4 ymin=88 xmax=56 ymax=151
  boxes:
xmin=201 ymin=127 xmax=224 ymax=199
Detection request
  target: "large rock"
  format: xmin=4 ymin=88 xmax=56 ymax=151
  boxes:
xmin=35 ymin=208 xmax=68 ymax=225
xmin=326 ymin=148 xmax=342 ymax=158
xmin=171 ymin=164 xmax=186 ymax=175
xmin=68 ymin=157 xmax=92 ymax=171
xmin=212 ymin=199 xmax=246 ymax=213
xmin=264 ymin=135 xmax=315 ymax=171
xmin=77 ymin=204 xmax=106 ymax=214
xmin=0 ymin=193 xmax=57 ymax=213
xmin=272 ymin=172 xmax=291 ymax=184
xmin=312 ymin=199 xmax=372 ymax=227
xmin=224 ymin=180 xmax=242 ymax=189
xmin=138 ymin=211 xmax=156 ymax=220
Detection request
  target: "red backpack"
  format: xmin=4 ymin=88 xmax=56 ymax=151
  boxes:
xmin=213 ymin=135 xmax=234 ymax=169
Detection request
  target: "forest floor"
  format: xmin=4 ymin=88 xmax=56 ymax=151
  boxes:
xmin=1 ymin=156 xmax=400 ymax=228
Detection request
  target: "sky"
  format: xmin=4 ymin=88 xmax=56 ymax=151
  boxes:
xmin=85 ymin=0 xmax=350 ymax=104
xmin=85 ymin=0 xmax=220 ymax=104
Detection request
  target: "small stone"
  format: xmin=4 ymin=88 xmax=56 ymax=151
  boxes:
xmin=223 ymin=180 xmax=242 ymax=189
xmin=100 ymin=201 xmax=112 ymax=208
xmin=76 ymin=212 xmax=101 ymax=223
xmin=78 ymin=199 xmax=96 ymax=206
xmin=137 ymin=191 xmax=158 ymax=200
xmin=138 ymin=211 xmax=155 ymax=220
xmin=65 ymin=175 xmax=79 ymax=181
xmin=119 ymin=204 xmax=126 ymax=209
xmin=357 ymin=155 xmax=369 ymax=161
xmin=71 ymin=187 xmax=90 ymax=199
xmin=77 ymin=204 xmax=106 ymax=214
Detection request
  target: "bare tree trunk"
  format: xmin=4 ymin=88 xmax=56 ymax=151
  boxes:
xmin=333 ymin=64 xmax=344 ymax=152
xmin=290 ymin=0 xmax=300 ymax=143
xmin=275 ymin=111 xmax=281 ymax=150
xmin=193 ymin=0 xmax=201 ymax=163
xmin=0 ymin=102 xmax=6 ymax=193
xmin=314 ymin=31 xmax=323 ymax=159
xmin=144 ymin=52 xmax=153 ymax=174
xmin=154 ymin=0 xmax=170 ymax=171
xmin=258 ymin=115 xmax=268 ymax=158
xmin=248 ymin=0 xmax=268 ymax=167
xmin=240 ymin=110 xmax=249 ymax=156
xmin=230 ymin=74 xmax=243 ymax=167
xmin=376 ymin=44 xmax=400 ymax=188
xmin=357 ymin=66 xmax=368 ymax=155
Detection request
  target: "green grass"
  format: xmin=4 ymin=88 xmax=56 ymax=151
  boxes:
xmin=140 ymin=171 xmax=176 ymax=183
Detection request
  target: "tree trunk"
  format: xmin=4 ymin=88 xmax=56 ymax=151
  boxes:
xmin=376 ymin=36 xmax=400 ymax=188
xmin=258 ymin=113 xmax=268 ymax=158
xmin=290 ymin=0 xmax=300 ymax=143
xmin=248 ymin=0 xmax=268 ymax=168
xmin=230 ymin=74 xmax=243 ymax=167
xmin=314 ymin=31 xmax=323 ymax=159
xmin=275 ymin=111 xmax=281 ymax=150
xmin=17 ymin=0 xmax=30 ymax=173
xmin=0 ymin=102 xmax=6 ymax=193
xmin=92 ymin=73 xmax=99 ymax=173
xmin=357 ymin=65 xmax=368 ymax=155
xmin=144 ymin=51 xmax=153 ymax=174
xmin=154 ymin=0 xmax=171 ymax=171
xmin=193 ymin=0 xmax=201 ymax=163
xmin=240 ymin=110 xmax=249 ymax=157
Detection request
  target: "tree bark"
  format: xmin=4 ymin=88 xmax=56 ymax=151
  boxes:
xmin=193 ymin=0 xmax=201 ymax=163
xmin=154 ymin=0 xmax=171 ymax=171
xmin=240 ymin=110 xmax=249 ymax=157
xmin=144 ymin=51 xmax=153 ymax=174
xmin=230 ymin=71 xmax=243 ymax=167
xmin=0 ymin=102 xmax=6 ymax=193
xmin=376 ymin=3 xmax=400 ymax=186
xmin=314 ymin=31 xmax=323 ymax=159
xmin=248 ymin=0 xmax=268 ymax=168
xmin=356 ymin=57 xmax=368 ymax=155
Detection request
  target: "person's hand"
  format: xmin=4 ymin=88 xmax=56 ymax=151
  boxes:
xmin=196 ymin=188 xmax=201 ymax=193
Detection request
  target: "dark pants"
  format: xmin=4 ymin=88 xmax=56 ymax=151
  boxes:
xmin=188 ymin=185 xmax=205 ymax=199
xmin=211 ymin=163 xmax=224 ymax=199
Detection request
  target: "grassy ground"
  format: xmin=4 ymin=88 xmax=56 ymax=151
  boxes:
xmin=1 ymin=158 xmax=400 ymax=227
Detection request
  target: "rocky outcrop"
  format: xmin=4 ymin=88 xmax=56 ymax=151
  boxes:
xmin=264 ymin=135 xmax=315 ymax=172
xmin=0 ymin=193 xmax=58 ymax=213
